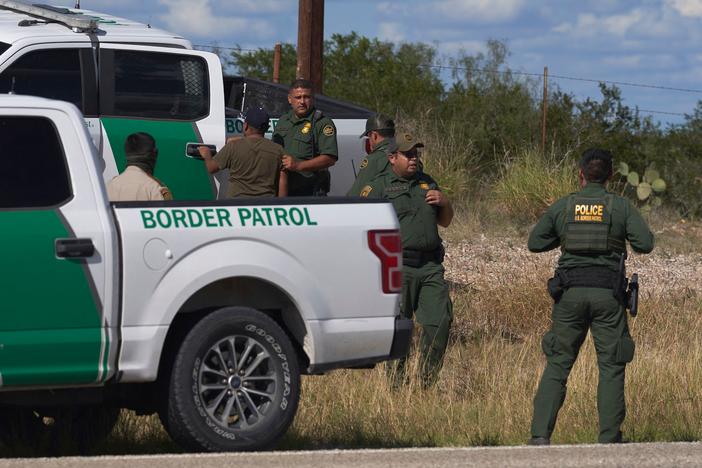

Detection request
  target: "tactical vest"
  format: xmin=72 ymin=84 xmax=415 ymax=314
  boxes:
xmin=562 ymin=193 xmax=625 ymax=254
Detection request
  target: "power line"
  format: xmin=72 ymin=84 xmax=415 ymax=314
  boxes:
xmin=202 ymin=43 xmax=695 ymax=117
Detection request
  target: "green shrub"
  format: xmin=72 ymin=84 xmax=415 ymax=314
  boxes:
xmin=492 ymin=148 xmax=578 ymax=223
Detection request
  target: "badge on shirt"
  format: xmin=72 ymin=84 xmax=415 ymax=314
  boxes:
xmin=360 ymin=158 xmax=368 ymax=169
xmin=360 ymin=185 xmax=372 ymax=197
xmin=323 ymin=124 xmax=335 ymax=136
xmin=419 ymin=182 xmax=430 ymax=190
xmin=301 ymin=122 xmax=312 ymax=134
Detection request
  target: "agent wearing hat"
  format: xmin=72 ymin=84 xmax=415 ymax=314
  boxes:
xmin=347 ymin=114 xmax=395 ymax=196
xmin=199 ymin=107 xmax=288 ymax=197
xmin=359 ymin=133 xmax=454 ymax=387
xmin=527 ymin=148 xmax=654 ymax=446
xmin=107 ymin=132 xmax=172 ymax=201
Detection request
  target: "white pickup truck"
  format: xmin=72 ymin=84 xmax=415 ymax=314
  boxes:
xmin=0 ymin=1 xmax=370 ymax=198
xmin=0 ymin=95 xmax=410 ymax=453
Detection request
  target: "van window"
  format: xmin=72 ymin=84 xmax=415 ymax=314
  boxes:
xmin=0 ymin=49 xmax=83 ymax=110
xmin=0 ymin=117 xmax=71 ymax=208
xmin=104 ymin=50 xmax=209 ymax=121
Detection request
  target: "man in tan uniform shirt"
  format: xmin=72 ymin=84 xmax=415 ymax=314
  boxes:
xmin=107 ymin=132 xmax=172 ymax=201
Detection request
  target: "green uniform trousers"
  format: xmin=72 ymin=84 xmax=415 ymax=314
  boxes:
xmin=531 ymin=287 xmax=635 ymax=443
xmin=392 ymin=261 xmax=453 ymax=387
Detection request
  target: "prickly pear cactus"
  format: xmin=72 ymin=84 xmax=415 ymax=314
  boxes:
xmin=616 ymin=162 xmax=667 ymax=213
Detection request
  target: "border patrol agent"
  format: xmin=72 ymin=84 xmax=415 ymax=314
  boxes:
xmin=528 ymin=148 xmax=654 ymax=445
xmin=360 ymin=133 xmax=454 ymax=386
xmin=347 ymin=114 xmax=395 ymax=196
xmin=272 ymin=78 xmax=338 ymax=196
xmin=107 ymin=132 xmax=172 ymax=201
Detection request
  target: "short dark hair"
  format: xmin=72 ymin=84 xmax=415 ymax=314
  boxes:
xmin=125 ymin=132 xmax=156 ymax=156
xmin=289 ymin=78 xmax=314 ymax=91
xmin=582 ymin=152 xmax=613 ymax=183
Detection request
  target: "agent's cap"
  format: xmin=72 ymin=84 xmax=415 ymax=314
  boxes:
xmin=245 ymin=107 xmax=270 ymax=132
xmin=360 ymin=113 xmax=395 ymax=138
xmin=389 ymin=132 xmax=424 ymax=153
xmin=579 ymin=148 xmax=613 ymax=170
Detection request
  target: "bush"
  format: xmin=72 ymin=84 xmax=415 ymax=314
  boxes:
xmin=492 ymin=148 xmax=578 ymax=223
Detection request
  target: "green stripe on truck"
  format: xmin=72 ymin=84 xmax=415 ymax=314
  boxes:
xmin=102 ymin=118 xmax=216 ymax=201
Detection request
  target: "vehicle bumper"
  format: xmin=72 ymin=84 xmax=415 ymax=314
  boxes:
xmin=306 ymin=317 xmax=413 ymax=374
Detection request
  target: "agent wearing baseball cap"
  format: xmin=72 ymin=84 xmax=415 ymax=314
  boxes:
xmin=359 ymin=132 xmax=454 ymax=388
xmin=527 ymin=148 xmax=654 ymax=446
xmin=347 ymin=113 xmax=396 ymax=195
xmin=199 ymin=107 xmax=288 ymax=197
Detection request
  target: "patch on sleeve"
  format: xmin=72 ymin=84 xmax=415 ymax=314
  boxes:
xmin=160 ymin=187 xmax=173 ymax=201
xmin=360 ymin=185 xmax=373 ymax=197
xmin=322 ymin=124 xmax=335 ymax=136
xmin=360 ymin=158 xmax=368 ymax=169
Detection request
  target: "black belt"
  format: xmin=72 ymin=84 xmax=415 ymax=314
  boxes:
xmin=403 ymin=247 xmax=443 ymax=267
xmin=557 ymin=266 xmax=620 ymax=289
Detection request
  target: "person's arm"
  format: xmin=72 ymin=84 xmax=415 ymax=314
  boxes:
xmin=282 ymin=154 xmax=336 ymax=172
xmin=527 ymin=206 xmax=560 ymax=252
xmin=198 ymin=146 xmax=222 ymax=174
xmin=426 ymin=190 xmax=454 ymax=227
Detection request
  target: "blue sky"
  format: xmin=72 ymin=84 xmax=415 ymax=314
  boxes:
xmin=82 ymin=0 xmax=702 ymax=125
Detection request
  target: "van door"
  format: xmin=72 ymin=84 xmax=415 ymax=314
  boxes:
xmin=0 ymin=107 xmax=111 ymax=387
xmin=98 ymin=45 xmax=225 ymax=200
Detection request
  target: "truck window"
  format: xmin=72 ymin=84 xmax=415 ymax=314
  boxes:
xmin=0 ymin=116 xmax=71 ymax=208
xmin=101 ymin=50 xmax=209 ymax=121
xmin=0 ymin=49 xmax=83 ymax=111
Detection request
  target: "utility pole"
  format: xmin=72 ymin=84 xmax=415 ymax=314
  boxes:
xmin=296 ymin=0 xmax=324 ymax=94
xmin=273 ymin=42 xmax=282 ymax=84
xmin=541 ymin=66 xmax=548 ymax=155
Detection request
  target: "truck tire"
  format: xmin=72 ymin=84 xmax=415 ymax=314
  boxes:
xmin=162 ymin=307 xmax=301 ymax=452
xmin=0 ymin=406 xmax=119 ymax=455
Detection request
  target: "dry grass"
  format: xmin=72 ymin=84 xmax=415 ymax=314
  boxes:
xmin=87 ymin=221 xmax=702 ymax=453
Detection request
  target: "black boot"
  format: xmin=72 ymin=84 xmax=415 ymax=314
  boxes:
xmin=527 ymin=437 xmax=551 ymax=446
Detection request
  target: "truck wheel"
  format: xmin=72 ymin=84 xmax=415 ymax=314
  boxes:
xmin=163 ymin=307 xmax=301 ymax=452
xmin=0 ymin=406 xmax=119 ymax=455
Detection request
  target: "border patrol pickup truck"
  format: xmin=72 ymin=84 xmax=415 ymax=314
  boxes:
xmin=0 ymin=95 xmax=409 ymax=452
xmin=0 ymin=1 xmax=369 ymax=199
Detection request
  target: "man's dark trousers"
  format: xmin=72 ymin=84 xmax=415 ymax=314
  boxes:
xmin=531 ymin=287 xmax=635 ymax=443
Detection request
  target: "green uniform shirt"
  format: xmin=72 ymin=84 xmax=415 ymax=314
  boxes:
xmin=272 ymin=108 xmax=338 ymax=179
xmin=363 ymin=170 xmax=443 ymax=252
xmin=347 ymin=138 xmax=393 ymax=196
xmin=214 ymin=137 xmax=284 ymax=197
xmin=528 ymin=182 xmax=655 ymax=270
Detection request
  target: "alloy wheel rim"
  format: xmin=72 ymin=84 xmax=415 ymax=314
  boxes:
xmin=197 ymin=335 xmax=278 ymax=430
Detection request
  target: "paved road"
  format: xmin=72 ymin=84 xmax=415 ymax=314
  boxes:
xmin=1 ymin=443 xmax=701 ymax=467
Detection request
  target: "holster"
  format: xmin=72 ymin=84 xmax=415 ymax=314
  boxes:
xmin=312 ymin=169 xmax=331 ymax=197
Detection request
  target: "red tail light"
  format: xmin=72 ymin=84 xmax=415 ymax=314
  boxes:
xmin=368 ymin=230 xmax=402 ymax=294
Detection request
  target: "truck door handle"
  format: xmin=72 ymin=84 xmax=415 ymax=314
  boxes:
xmin=55 ymin=238 xmax=95 ymax=258
xmin=186 ymin=142 xmax=217 ymax=159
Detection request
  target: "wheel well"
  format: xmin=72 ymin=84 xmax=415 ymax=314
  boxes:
xmin=157 ymin=277 xmax=310 ymax=383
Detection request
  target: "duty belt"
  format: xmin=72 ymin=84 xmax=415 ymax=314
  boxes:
xmin=557 ymin=266 xmax=621 ymax=289
xmin=403 ymin=247 xmax=443 ymax=267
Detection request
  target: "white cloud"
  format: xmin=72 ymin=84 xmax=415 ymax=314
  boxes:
xmin=431 ymin=0 xmax=526 ymax=23
xmin=377 ymin=2 xmax=410 ymax=16
xmin=378 ymin=22 xmax=404 ymax=42
xmin=158 ymin=0 xmax=272 ymax=39
xmin=602 ymin=54 xmax=643 ymax=67
xmin=553 ymin=8 xmax=675 ymax=38
xmin=436 ymin=40 xmax=484 ymax=57
xmin=667 ymin=0 xmax=702 ymax=17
